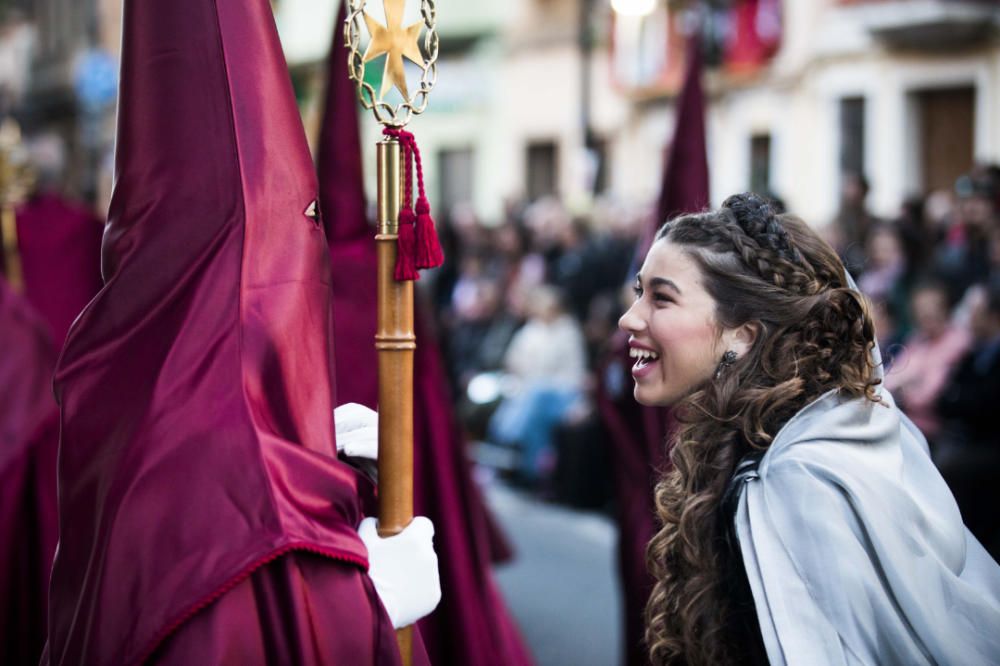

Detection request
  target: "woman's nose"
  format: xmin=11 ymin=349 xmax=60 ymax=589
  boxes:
xmin=619 ymin=301 xmax=645 ymax=334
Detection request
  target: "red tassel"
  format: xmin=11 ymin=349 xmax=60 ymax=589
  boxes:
xmin=394 ymin=209 xmax=419 ymax=281
xmin=414 ymin=196 xmax=444 ymax=269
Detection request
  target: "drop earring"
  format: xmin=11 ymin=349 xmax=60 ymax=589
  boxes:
xmin=715 ymin=350 xmax=738 ymax=380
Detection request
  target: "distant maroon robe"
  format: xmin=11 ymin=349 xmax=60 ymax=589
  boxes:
xmin=596 ymin=342 xmax=673 ymax=666
xmin=0 ymin=133 xmax=102 ymax=666
xmin=640 ymin=35 xmax=709 ymax=261
xmin=0 ymin=278 xmax=59 ymax=666
xmin=43 ymin=1 xmax=424 ymax=664
xmin=319 ymin=5 xmax=530 ymax=664
xmin=597 ymin=34 xmax=707 ymax=666
xmin=14 ymin=191 xmax=103 ymax=345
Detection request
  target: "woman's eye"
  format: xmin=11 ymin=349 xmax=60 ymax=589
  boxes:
xmin=653 ymin=293 xmax=673 ymax=304
xmin=632 ymin=284 xmax=643 ymax=298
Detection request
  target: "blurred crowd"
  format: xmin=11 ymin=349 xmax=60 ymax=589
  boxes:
xmin=426 ymin=197 xmax=641 ymax=505
xmin=428 ymin=167 xmax=1000 ymax=557
xmin=829 ymin=165 xmax=1000 ymax=557
xmin=10 ymin=125 xmax=1000 ymax=556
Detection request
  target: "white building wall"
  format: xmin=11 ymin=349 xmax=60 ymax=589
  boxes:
xmin=693 ymin=0 xmax=1000 ymax=227
xmin=609 ymin=102 xmax=670 ymax=208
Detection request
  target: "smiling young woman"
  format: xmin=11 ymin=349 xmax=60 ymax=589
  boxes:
xmin=620 ymin=193 xmax=1000 ymax=665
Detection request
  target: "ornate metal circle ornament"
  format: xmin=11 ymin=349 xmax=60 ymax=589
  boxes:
xmin=345 ymin=0 xmax=439 ymax=127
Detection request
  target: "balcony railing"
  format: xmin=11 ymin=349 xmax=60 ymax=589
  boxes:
xmin=843 ymin=0 xmax=999 ymax=50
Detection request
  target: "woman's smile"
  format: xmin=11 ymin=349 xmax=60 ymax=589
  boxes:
xmin=629 ymin=343 xmax=661 ymax=378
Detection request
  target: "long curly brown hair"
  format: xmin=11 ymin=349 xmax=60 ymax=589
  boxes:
xmin=644 ymin=193 xmax=882 ymax=665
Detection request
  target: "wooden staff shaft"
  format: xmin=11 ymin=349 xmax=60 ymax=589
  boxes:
xmin=374 ymin=137 xmax=415 ymax=664
xmin=1 ymin=205 xmax=23 ymax=291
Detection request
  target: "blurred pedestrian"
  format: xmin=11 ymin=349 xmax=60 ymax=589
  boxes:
xmin=883 ymin=281 xmax=969 ymax=442
xmin=829 ymin=171 xmax=879 ymax=276
xmin=936 ymin=280 xmax=1000 ymax=556
xmin=857 ymin=222 xmax=912 ymax=334
xmin=934 ymin=169 xmax=998 ymax=303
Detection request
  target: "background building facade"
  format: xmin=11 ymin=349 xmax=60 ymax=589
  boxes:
xmin=277 ymin=0 xmax=1000 ymax=229
xmin=4 ymin=0 xmax=996 ymax=225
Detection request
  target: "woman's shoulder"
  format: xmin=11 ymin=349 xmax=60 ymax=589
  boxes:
xmin=746 ymin=387 xmax=965 ymax=550
xmin=759 ymin=390 xmax=902 ymax=474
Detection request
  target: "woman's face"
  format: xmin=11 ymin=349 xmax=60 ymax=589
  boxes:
xmin=618 ymin=239 xmax=731 ymax=407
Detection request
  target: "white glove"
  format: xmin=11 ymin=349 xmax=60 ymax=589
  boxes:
xmin=358 ymin=516 xmax=441 ymax=629
xmin=334 ymin=403 xmax=378 ymax=460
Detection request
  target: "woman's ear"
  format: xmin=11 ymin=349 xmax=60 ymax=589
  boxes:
xmin=724 ymin=321 xmax=759 ymax=358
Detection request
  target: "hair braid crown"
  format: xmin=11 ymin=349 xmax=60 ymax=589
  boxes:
xmin=720 ymin=193 xmax=828 ymax=295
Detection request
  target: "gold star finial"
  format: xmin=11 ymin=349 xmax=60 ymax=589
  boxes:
xmin=362 ymin=0 xmax=423 ymax=100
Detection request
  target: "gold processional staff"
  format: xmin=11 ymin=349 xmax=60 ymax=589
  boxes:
xmin=0 ymin=118 xmax=34 ymax=291
xmin=345 ymin=1 xmax=441 ymax=663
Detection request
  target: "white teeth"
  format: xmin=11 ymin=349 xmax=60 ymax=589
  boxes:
xmin=629 ymin=348 xmax=660 ymax=362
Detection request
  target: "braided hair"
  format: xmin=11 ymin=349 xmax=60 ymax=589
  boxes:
xmin=644 ymin=193 xmax=881 ymax=665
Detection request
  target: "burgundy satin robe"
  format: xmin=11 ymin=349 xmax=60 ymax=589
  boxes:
xmin=148 ymin=553 xmax=417 ymax=665
xmin=597 ymin=36 xmax=707 ymax=666
xmin=43 ymin=0 xmax=424 ymax=663
xmin=596 ymin=334 xmax=672 ymax=666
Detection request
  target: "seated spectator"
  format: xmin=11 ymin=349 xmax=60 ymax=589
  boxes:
xmin=936 ymin=280 xmax=1000 ymax=557
xmin=488 ymin=285 xmax=587 ymax=485
xmin=884 ymin=281 xmax=969 ymax=443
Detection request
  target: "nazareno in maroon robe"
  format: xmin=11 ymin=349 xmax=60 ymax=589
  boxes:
xmin=319 ymin=4 xmax=531 ymax=664
xmin=0 ymin=277 xmax=59 ymax=665
xmin=0 ymin=170 xmax=102 ymax=666
xmin=42 ymin=0 xmax=426 ymax=663
xmin=596 ymin=34 xmax=708 ymax=666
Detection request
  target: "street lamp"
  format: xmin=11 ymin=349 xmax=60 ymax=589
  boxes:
xmin=611 ymin=0 xmax=656 ymax=17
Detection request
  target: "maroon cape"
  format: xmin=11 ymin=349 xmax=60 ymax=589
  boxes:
xmin=596 ymin=341 xmax=674 ymax=666
xmin=43 ymin=1 xmax=424 ymax=664
xmin=0 ymin=168 xmax=102 ymax=666
xmin=0 ymin=278 xmax=59 ymax=665
xmin=597 ymin=35 xmax=707 ymax=666
xmin=319 ymin=6 xmax=531 ymax=664
xmin=0 ymin=140 xmax=102 ymax=666
xmin=13 ymin=191 xmax=103 ymax=345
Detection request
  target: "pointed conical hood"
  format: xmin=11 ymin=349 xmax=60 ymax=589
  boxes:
xmin=635 ymin=34 xmax=708 ymax=260
xmin=322 ymin=1 xmax=379 ymax=408
xmin=48 ymin=1 xmax=373 ymax=663
xmin=319 ymin=2 xmax=368 ymax=245
xmin=318 ymin=5 xmax=531 ymax=663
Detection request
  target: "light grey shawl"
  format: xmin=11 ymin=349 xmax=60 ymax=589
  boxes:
xmin=734 ymin=282 xmax=1000 ymax=664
